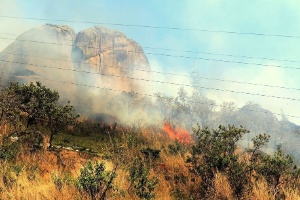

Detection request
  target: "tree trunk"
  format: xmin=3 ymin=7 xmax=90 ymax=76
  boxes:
xmin=43 ymin=134 xmax=53 ymax=151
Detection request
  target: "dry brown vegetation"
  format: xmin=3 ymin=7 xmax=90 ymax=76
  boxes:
xmin=0 ymin=124 xmax=300 ymax=200
xmin=1 ymin=82 xmax=300 ymax=200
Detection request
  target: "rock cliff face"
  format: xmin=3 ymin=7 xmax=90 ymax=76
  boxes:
xmin=72 ymin=26 xmax=150 ymax=92
xmin=0 ymin=24 xmax=76 ymax=96
xmin=0 ymin=24 xmax=151 ymax=97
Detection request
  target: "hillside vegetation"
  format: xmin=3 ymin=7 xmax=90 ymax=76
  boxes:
xmin=0 ymin=82 xmax=300 ymax=200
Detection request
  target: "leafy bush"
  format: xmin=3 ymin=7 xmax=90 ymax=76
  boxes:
xmin=188 ymin=125 xmax=248 ymax=197
xmin=168 ymin=140 xmax=185 ymax=156
xmin=257 ymin=147 xmax=300 ymax=198
xmin=129 ymin=156 xmax=158 ymax=200
xmin=189 ymin=125 xmax=271 ymax=199
xmin=0 ymin=142 xmax=20 ymax=161
xmin=1 ymin=82 xmax=78 ymax=150
xmin=76 ymin=161 xmax=117 ymax=200
xmin=52 ymin=172 xmax=74 ymax=192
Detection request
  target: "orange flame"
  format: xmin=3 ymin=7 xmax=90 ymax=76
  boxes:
xmin=163 ymin=122 xmax=192 ymax=144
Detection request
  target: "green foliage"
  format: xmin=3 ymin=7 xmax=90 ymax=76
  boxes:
xmin=190 ymin=124 xmax=247 ymax=172
xmin=227 ymin=160 xmax=250 ymax=199
xmin=77 ymin=161 xmax=117 ymax=200
xmin=52 ymin=172 xmax=74 ymax=192
xmin=168 ymin=140 xmax=186 ymax=156
xmin=0 ymin=81 xmax=78 ymax=149
xmin=12 ymin=82 xmax=60 ymax=128
xmin=124 ymin=130 xmax=145 ymax=149
xmin=188 ymin=125 xmax=300 ymax=199
xmin=248 ymin=133 xmax=270 ymax=161
xmin=0 ymin=82 xmax=23 ymax=130
xmin=18 ymin=131 xmax=43 ymax=152
xmin=257 ymin=147 xmax=300 ymax=198
xmin=189 ymin=125 xmax=250 ymax=198
xmin=46 ymin=102 xmax=78 ymax=135
xmin=0 ymin=142 xmax=20 ymax=161
xmin=129 ymin=157 xmax=158 ymax=200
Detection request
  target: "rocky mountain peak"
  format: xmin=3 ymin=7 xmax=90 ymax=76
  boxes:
xmin=0 ymin=24 xmax=151 ymax=97
xmin=72 ymin=26 xmax=151 ymax=93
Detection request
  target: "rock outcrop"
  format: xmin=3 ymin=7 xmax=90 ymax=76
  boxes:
xmin=72 ymin=26 xmax=151 ymax=92
xmin=0 ymin=24 xmax=76 ymax=98
xmin=0 ymin=24 xmax=151 ymax=98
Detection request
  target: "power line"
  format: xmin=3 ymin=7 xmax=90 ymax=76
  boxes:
xmin=6 ymin=72 xmax=300 ymax=120
xmin=1 ymin=15 xmax=300 ymax=39
xmin=2 ymin=51 xmax=300 ymax=92
xmin=1 ymin=58 xmax=300 ymax=102
xmin=143 ymin=46 xmax=300 ymax=64
xmin=1 ymin=36 xmax=300 ymax=71
xmin=2 ymin=32 xmax=300 ymax=64
xmin=146 ymin=52 xmax=300 ymax=70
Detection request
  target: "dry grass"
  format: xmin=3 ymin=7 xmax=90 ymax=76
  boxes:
xmin=284 ymin=188 xmax=300 ymax=200
xmin=249 ymin=179 xmax=272 ymax=200
xmin=1 ymin=126 xmax=300 ymax=200
xmin=213 ymin=172 xmax=233 ymax=200
xmin=0 ymin=166 xmax=80 ymax=200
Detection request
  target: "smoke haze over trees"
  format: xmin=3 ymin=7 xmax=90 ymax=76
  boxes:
xmin=0 ymin=24 xmax=300 ymax=164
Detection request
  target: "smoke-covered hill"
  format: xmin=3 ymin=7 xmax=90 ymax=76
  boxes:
xmin=1 ymin=24 xmax=300 ymax=163
xmin=0 ymin=24 xmax=151 ymax=100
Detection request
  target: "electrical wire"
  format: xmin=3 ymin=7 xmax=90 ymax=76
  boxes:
xmin=1 ymin=59 xmax=300 ymax=102
xmin=1 ymin=15 xmax=300 ymax=39
xmin=2 ymin=51 xmax=300 ymax=92
xmin=6 ymin=72 xmax=300 ymax=120
xmin=2 ymin=32 xmax=300 ymax=64
xmin=1 ymin=36 xmax=300 ymax=70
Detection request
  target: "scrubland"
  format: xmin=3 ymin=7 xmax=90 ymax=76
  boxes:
xmin=1 ymin=82 xmax=300 ymax=200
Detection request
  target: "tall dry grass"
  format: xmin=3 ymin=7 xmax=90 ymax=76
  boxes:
xmin=0 ymin=126 xmax=300 ymax=199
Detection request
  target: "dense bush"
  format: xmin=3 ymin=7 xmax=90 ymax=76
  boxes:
xmin=0 ymin=143 xmax=19 ymax=160
xmin=257 ymin=147 xmax=300 ymax=198
xmin=0 ymin=82 xmax=78 ymax=150
xmin=129 ymin=156 xmax=158 ymax=200
xmin=188 ymin=125 xmax=300 ymax=199
xmin=188 ymin=125 xmax=248 ymax=198
xmin=77 ymin=161 xmax=117 ymax=200
xmin=1 ymin=81 xmax=300 ymax=199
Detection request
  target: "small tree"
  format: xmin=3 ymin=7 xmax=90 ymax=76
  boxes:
xmin=2 ymin=82 xmax=78 ymax=150
xmin=43 ymin=101 xmax=78 ymax=149
xmin=77 ymin=161 xmax=117 ymax=200
xmin=14 ymin=82 xmax=60 ymax=128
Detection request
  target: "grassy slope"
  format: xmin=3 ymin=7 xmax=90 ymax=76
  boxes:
xmin=0 ymin=123 xmax=300 ymax=200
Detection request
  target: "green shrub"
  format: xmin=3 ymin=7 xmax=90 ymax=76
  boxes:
xmin=129 ymin=157 xmax=158 ymax=200
xmin=76 ymin=161 xmax=117 ymax=200
xmin=188 ymin=125 xmax=271 ymax=199
xmin=0 ymin=142 xmax=20 ymax=161
xmin=257 ymin=147 xmax=300 ymax=198
xmin=188 ymin=125 xmax=249 ymax=198
xmin=52 ymin=172 xmax=74 ymax=192
xmin=168 ymin=140 xmax=185 ymax=156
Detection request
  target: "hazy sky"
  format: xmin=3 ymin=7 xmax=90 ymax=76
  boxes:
xmin=1 ymin=0 xmax=300 ymax=123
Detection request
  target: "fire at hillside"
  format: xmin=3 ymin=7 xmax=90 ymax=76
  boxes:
xmin=163 ymin=122 xmax=192 ymax=144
